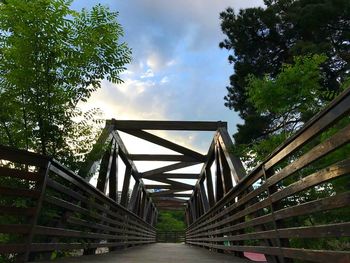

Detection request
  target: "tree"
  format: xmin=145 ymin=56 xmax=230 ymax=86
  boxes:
xmin=0 ymin=0 xmax=131 ymax=171
xmin=156 ymin=210 xmax=186 ymax=231
xmin=237 ymin=54 xmax=326 ymax=167
xmin=219 ymin=0 xmax=350 ymax=149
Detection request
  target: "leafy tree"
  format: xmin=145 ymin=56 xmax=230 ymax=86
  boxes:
xmin=0 ymin=0 xmax=131 ymax=171
xmin=156 ymin=210 xmax=186 ymax=231
xmin=219 ymin=0 xmax=350 ymax=149
xmin=0 ymin=2 xmax=130 ymax=262
xmin=234 ymin=55 xmax=329 ymax=167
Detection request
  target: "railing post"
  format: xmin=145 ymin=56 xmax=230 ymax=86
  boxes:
xmin=217 ymin=143 xmax=233 ymax=193
xmin=199 ymin=182 xmax=209 ymax=213
xmin=96 ymin=140 xmax=114 ymax=193
xmin=109 ymin=145 xmax=119 ymax=202
xmin=262 ymin=165 xmax=292 ymax=263
xmin=214 ymin=143 xmax=224 ymax=201
xmin=21 ymin=161 xmax=51 ymax=262
xmin=120 ymin=166 xmax=132 ymax=207
xmin=205 ymin=167 xmax=215 ymax=207
xmin=128 ymin=181 xmax=140 ymax=211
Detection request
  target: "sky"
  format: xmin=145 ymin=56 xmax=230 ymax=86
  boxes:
xmin=72 ymin=0 xmax=264 ymax=188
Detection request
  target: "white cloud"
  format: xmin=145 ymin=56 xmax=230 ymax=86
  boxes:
xmin=146 ymin=52 xmax=164 ymax=72
xmin=166 ymin=59 xmax=177 ymax=67
xmin=140 ymin=68 xmax=154 ymax=79
xmin=160 ymin=76 xmax=169 ymax=84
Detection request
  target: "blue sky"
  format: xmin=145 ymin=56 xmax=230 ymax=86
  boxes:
xmin=74 ymin=0 xmax=264 ymax=180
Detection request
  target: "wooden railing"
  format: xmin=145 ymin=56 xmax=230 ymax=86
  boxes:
xmin=156 ymin=231 xmax=185 ymax=243
xmin=186 ymin=88 xmax=350 ymax=263
xmin=0 ymin=147 xmax=156 ymax=262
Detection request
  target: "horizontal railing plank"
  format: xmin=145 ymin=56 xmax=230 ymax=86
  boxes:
xmin=0 ymin=167 xmax=39 ymax=181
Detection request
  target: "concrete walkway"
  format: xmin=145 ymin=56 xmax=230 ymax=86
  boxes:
xmin=43 ymin=243 xmax=252 ymax=263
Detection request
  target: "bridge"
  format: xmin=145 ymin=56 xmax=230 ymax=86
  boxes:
xmin=0 ymin=88 xmax=350 ymax=263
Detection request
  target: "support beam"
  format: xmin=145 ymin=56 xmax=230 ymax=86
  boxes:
xmin=96 ymin=141 xmax=114 ymax=193
xmin=79 ymin=124 xmax=114 ymax=179
xmin=112 ymin=130 xmax=156 ymax=215
xmin=188 ymin=136 xmax=216 ymax=203
xmin=121 ymin=129 xmax=205 ymax=161
xmin=152 ymin=193 xmax=191 ymax=198
xmin=145 ymin=202 xmax=153 ymax=223
xmin=215 ymin=144 xmax=224 ymax=202
xmin=139 ymin=190 xmax=147 ymax=218
xmin=149 ymin=178 xmax=194 ymax=190
xmin=128 ymin=181 xmax=140 ymax=211
xmin=217 ymin=143 xmax=233 ymax=194
xmin=120 ymin=166 xmax=132 ymax=207
xmin=218 ymin=128 xmax=246 ymax=181
xmin=185 ymin=207 xmax=190 ymax=226
xmin=156 ymin=206 xmax=184 ymax=211
xmin=154 ymin=210 xmax=159 ymax=226
xmin=150 ymin=206 xmax=156 ymax=226
xmin=195 ymin=190 xmax=203 ymax=217
xmin=147 ymin=173 xmax=199 ymax=179
xmin=110 ymin=120 xmax=227 ymax=131
xmin=150 ymin=189 xmax=179 ymax=197
xmin=133 ymin=188 xmax=142 ymax=215
xmin=153 ymin=197 xmax=187 ymax=203
xmin=129 ymin=154 xmax=202 ymax=162
xmin=111 ymin=131 xmax=139 ymax=178
xmin=141 ymin=162 xmax=199 ymax=178
xmin=199 ymin=181 xmax=209 ymax=213
xmin=186 ymin=205 xmax=192 ymax=225
xmin=156 ymin=202 xmax=186 ymax=208
xmin=145 ymin=184 xmax=180 ymax=190
xmin=143 ymin=198 xmax=151 ymax=221
xmin=188 ymin=199 xmax=196 ymax=222
xmin=108 ymin=146 xmax=119 ymax=202
xmin=205 ymin=167 xmax=215 ymax=207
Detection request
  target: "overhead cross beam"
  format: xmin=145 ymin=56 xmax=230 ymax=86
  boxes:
xmin=109 ymin=120 xmax=227 ymax=131
xmin=147 ymin=173 xmax=199 ymax=179
xmin=86 ymin=119 xmax=242 ymax=215
xmin=122 ymin=129 xmax=206 ymax=161
xmin=129 ymin=154 xmax=201 ymax=162
xmin=141 ymin=162 xmax=199 ymax=178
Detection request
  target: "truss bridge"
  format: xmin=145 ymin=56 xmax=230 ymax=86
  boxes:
xmin=1 ymin=88 xmax=350 ymax=262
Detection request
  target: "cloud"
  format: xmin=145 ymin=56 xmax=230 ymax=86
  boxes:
xmin=114 ymin=0 xmax=264 ymax=62
xmin=75 ymin=0 xmax=263 ymax=177
xmin=140 ymin=68 xmax=154 ymax=79
xmin=146 ymin=53 xmax=163 ymax=72
xmin=160 ymin=76 xmax=169 ymax=84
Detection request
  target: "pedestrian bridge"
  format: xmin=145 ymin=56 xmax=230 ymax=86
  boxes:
xmin=1 ymin=88 xmax=350 ymax=263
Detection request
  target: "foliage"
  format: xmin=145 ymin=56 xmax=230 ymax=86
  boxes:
xmin=156 ymin=210 xmax=186 ymax=231
xmin=0 ymin=0 xmax=131 ymax=171
xmin=247 ymin=55 xmax=326 ymax=116
xmin=234 ymin=55 xmax=327 ymax=168
xmin=219 ymin=0 xmax=350 ymax=148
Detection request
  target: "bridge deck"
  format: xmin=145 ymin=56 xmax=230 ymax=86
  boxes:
xmin=41 ymin=243 xmax=252 ymax=263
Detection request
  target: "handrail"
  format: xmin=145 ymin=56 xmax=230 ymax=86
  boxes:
xmin=0 ymin=149 xmax=156 ymax=262
xmin=186 ymin=87 xmax=350 ymax=263
xmin=50 ymin=159 xmax=155 ymax=228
